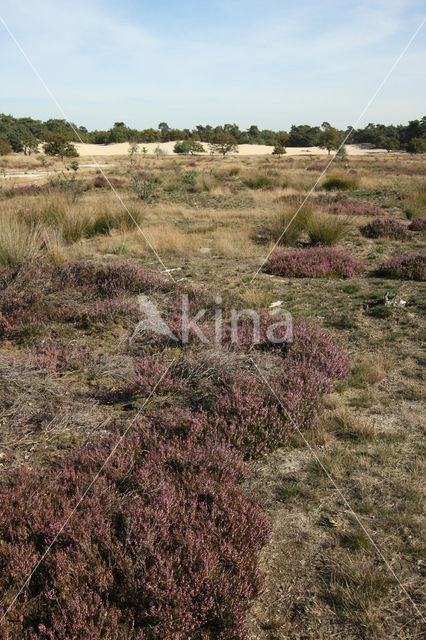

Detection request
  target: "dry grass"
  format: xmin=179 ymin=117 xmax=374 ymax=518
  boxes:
xmin=0 ymin=215 xmax=43 ymax=266
xmin=321 ymin=553 xmax=390 ymax=638
xmin=265 ymin=198 xmax=313 ymax=245
xmin=211 ymin=226 xmax=258 ymax=257
xmin=324 ymin=406 xmax=375 ymax=441
xmin=307 ymin=212 xmax=348 ymax=245
xmin=350 ymin=354 xmax=393 ymax=388
xmin=400 ymin=179 xmax=426 ymax=219
xmin=143 ymin=224 xmax=205 ymax=255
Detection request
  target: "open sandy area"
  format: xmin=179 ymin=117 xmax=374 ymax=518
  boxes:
xmin=68 ymin=141 xmax=388 ymax=157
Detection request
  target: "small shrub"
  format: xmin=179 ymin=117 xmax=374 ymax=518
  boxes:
xmin=93 ymin=175 xmax=123 ymax=188
xmin=30 ymin=342 xmax=93 ymax=373
xmin=182 ymin=170 xmax=198 ymax=192
xmin=70 ymin=298 xmax=139 ymax=328
xmin=409 ymin=216 xmax=426 ymax=231
xmin=0 ymin=262 xmax=52 ymax=339
xmin=57 ymin=259 xmax=170 ymax=295
xmin=244 ymin=175 xmax=274 ymax=190
xmin=322 ymin=174 xmax=358 ymax=191
xmin=103 ymin=356 xmax=184 ymax=403
xmin=263 ymin=247 xmax=365 ymax=279
xmin=307 ymin=213 xmax=347 ymax=246
xmin=129 ymin=170 xmax=158 ymax=201
xmin=208 ymin=320 xmax=350 ymax=456
xmin=174 ymin=140 xmax=191 ymax=154
xmin=368 ymin=305 xmax=392 ymax=319
xmin=322 ymin=196 xmax=386 ymax=217
xmin=0 ymin=426 xmax=269 ymax=639
xmin=360 ymin=217 xmax=409 ymax=239
xmin=272 ymin=145 xmax=286 ymax=156
xmin=375 ymin=252 xmax=426 ymax=281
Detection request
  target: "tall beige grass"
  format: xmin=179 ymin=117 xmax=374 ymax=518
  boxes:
xmin=267 ymin=198 xmax=313 ymax=245
xmin=0 ymin=215 xmax=43 ymax=266
xmin=307 ymin=212 xmax=348 ymax=245
xmin=5 ymin=193 xmax=145 ymax=246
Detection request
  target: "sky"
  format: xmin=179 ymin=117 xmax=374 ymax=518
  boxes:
xmin=0 ymin=0 xmax=425 ymax=132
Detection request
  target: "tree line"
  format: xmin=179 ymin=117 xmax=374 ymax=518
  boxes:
xmin=0 ymin=113 xmax=425 ymax=155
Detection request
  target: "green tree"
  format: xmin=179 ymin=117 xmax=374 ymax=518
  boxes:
xmin=336 ymin=145 xmax=347 ymax=160
xmin=128 ymin=142 xmax=139 ymax=165
xmin=20 ymin=127 xmax=39 ymax=155
xmin=189 ymin=140 xmax=205 ymax=154
xmin=0 ymin=138 xmax=12 ymax=155
xmin=407 ymin=137 xmax=426 ymax=154
xmin=318 ymin=127 xmax=343 ymax=154
xmin=379 ymin=136 xmax=400 ymax=152
xmin=208 ymin=132 xmax=238 ymax=156
xmin=174 ymin=140 xmax=191 ymax=154
xmin=158 ymin=122 xmax=170 ymax=141
xmin=43 ymin=133 xmax=78 ymax=159
xmin=288 ymin=124 xmax=320 ymax=146
xmin=272 ymin=145 xmax=286 ymax=156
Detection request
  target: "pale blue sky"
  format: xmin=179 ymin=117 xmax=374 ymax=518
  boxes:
xmin=0 ymin=0 xmax=425 ymax=130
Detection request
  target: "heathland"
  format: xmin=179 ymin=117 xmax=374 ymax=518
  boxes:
xmin=0 ymin=147 xmax=424 ymax=639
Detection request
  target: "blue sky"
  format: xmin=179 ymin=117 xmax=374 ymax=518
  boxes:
xmin=0 ymin=0 xmax=425 ymax=131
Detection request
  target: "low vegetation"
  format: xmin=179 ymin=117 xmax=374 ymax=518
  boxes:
xmin=263 ymin=247 xmax=365 ymax=278
xmin=0 ymin=148 xmax=425 ymax=640
xmin=376 ymin=251 xmax=426 ymax=281
xmin=360 ymin=217 xmax=409 ymax=239
xmin=322 ymin=174 xmax=359 ymax=191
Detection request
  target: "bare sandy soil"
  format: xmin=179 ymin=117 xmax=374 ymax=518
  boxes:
xmin=69 ymin=141 xmax=388 ymax=157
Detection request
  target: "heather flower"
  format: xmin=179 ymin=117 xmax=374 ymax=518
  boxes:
xmin=376 ymin=252 xmax=425 ymax=281
xmin=360 ymin=217 xmax=409 ymax=239
xmin=263 ymin=247 xmax=365 ymax=278
xmin=0 ymin=425 xmax=269 ymax=639
xmin=408 ymin=216 xmax=426 ymax=232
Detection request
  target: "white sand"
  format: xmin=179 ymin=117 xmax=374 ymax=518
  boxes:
xmin=68 ymin=141 xmax=388 ymax=158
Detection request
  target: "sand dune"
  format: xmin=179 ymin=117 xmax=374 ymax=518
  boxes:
xmin=70 ymin=141 xmax=388 ymax=157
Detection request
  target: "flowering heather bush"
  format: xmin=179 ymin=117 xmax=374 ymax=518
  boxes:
xmin=0 ymin=260 xmax=172 ymax=340
xmin=0 ymin=263 xmax=53 ymax=339
xmin=209 ymin=320 xmax=349 ymax=457
xmin=3 ymin=183 xmax=43 ymax=198
xmin=376 ymin=251 xmax=426 ymax=281
xmin=360 ymin=217 xmax=409 ymax=239
xmin=0 ymin=425 xmax=269 ymax=639
xmin=57 ymin=259 xmax=170 ymax=296
xmin=263 ymin=247 xmax=365 ymax=279
xmin=104 ymin=356 xmax=184 ymax=403
xmin=285 ymin=318 xmax=350 ymax=381
xmin=71 ymin=298 xmax=140 ymax=328
xmin=209 ymin=371 xmax=288 ymax=456
xmin=0 ymin=256 xmax=352 ymax=638
xmin=318 ymin=195 xmax=386 ymax=217
xmin=93 ymin=175 xmax=123 ymax=188
xmin=409 ymin=216 xmax=426 ymax=231
xmin=29 ymin=343 xmax=93 ymax=373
